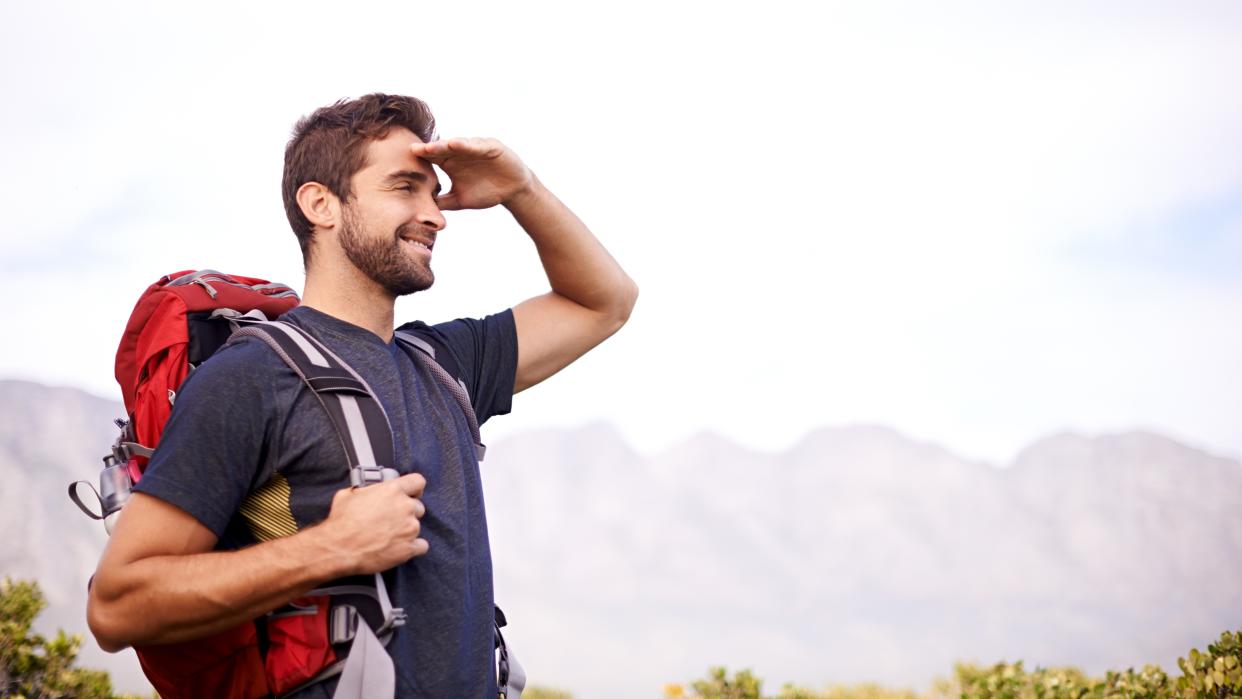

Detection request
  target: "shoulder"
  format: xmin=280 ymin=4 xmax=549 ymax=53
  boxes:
xmin=397 ymin=310 xmax=518 ymax=424
xmin=398 ymin=310 xmax=516 ymax=359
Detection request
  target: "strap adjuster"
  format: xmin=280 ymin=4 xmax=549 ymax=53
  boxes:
xmin=349 ymin=465 xmax=398 ymax=488
xmin=330 ymin=605 xmax=360 ymax=645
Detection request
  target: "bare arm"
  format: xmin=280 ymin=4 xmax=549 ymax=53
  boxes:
xmin=505 ymin=178 xmax=638 ymax=392
xmin=87 ymin=474 xmax=428 ymax=652
xmin=412 ymin=138 xmax=638 ymax=393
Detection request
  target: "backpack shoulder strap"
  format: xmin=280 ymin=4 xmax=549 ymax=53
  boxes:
xmin=393 ymin=330 xmax=486 ymax=462
xmin=228 ymin=319 xmax=404 ymax=699
xmin=230 ymin=320 xmax=396 ymax=476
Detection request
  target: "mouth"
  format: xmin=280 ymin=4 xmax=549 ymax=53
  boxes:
xmin=398 ymin=232 xmax=435 ymax=255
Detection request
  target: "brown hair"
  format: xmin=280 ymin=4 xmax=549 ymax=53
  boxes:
xmin=282 ymin=93 xmax=437 ymax=265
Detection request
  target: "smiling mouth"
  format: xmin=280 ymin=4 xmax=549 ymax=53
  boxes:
xmin=399 ymin=233 xmax=435 ymax=255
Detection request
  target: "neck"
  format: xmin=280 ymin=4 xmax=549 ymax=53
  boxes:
xmin=300 ymin=249 xmax=397 ymax=343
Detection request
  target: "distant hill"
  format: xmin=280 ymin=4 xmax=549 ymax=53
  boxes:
xmin=2 ymin=380 xmax=1239 ymax=697
xmin=0 ymin=380 xmax=147 ymax=692
xmin=483 ymin=425 xmax=1242 ymax=695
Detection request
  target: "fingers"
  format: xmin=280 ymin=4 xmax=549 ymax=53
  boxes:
xmin=408 ymin=139 xmax=448 ymax=159
xmin=410 ymin=538 xmax=430 ymax=557
xmin=393 ymin=472 xmax=426 ymax=497
xmin=410 ymin=137 xmax=501 ymax=162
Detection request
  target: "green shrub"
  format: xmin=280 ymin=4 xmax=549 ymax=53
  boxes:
xmin=665 ymin=666 xmax=765 ymax=699
xmin=952 ymin=660 xmax=1170 ymax=699
xmin=522 ymin=686 xmax=576 ymax=699
xmin=671 ymin=629 xmax=1241 ymax=699
xmin=1176 ymin=631 xmax=1242 ymax=698
xmin=0 ymin=577 xmax=116 ymax=698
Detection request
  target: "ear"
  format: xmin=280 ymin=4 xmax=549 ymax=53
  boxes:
xmin=296 ymin=182 xmax=340 ymax=231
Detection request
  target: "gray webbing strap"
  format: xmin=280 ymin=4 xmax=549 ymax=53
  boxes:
xmin=261 ymin=322 xmax=385 ymax=481
xmin=212 ymin=307 xmax=280 ymax=334
xmin=264 ymin=321 xmax=329 ymax=365
xmin=333 ymin=622 xmax=395 ymax=699
xmin=372 ymin=570 xmax=402 ymax=633
xmin=395 ymin=331 xmax=436 ymax=358
xmin=393 ymin=331 xmax=487 ymax=462
xmin=336 ymin=396 xmax=377 ymax=467
xmin=295 ymin=326 xmax=395 ymax=434
xmin=120 ymin=441 xmax=155 ymax=459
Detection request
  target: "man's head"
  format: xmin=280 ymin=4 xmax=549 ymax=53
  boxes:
xmin=283 ymin=94 xmax=443 ymax=294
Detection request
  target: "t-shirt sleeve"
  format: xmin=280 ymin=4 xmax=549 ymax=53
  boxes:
xmin=132 ymin=338 xmax=281 ymax=538
xmin=397 ymin=309 xmax=518 ymax=426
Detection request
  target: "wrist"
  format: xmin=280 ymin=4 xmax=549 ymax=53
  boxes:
xmin=502 ymin=173 xmax=546 ymax=214
xmin=298 ymin=520 xmax=359 ymax=580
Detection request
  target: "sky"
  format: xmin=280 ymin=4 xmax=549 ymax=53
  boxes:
xmin=1 ymin=0 xmax=1240 ymax=465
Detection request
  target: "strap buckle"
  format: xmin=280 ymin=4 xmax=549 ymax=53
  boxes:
xmin=349 ymin=465 xmax=399 ymax=488
xmin=330 ymin=605 xmax=360 ymax=645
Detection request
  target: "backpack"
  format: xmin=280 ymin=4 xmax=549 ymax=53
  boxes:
xmin=69 ymin=269 xmax=524 ymax=698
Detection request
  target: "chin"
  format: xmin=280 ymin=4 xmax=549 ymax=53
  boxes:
xmin=388 ymin=273 xmax=434 ymax=297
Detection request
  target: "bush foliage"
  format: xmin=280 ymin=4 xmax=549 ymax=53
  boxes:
xmin=665 ymin=630 xmax=1242 ymax=699
xmin=0 ymin=577 xmax=122 ymax=698
xmin=3 ymin=575 xmax=1237 ymax=699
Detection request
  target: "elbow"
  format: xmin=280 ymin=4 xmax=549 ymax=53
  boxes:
xmin=612 ymin=276 xmax=639 ymax=328
xmin=88 ymin=601 xmax=128 ymax=653
xmin=87 ymin=578 xmax=134 ymax=653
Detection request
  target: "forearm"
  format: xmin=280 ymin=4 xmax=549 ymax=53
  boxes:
xmin=505 ymin=176 xmax=638 ymax=320
xmin=88 ymin=525 xmax=348 ymax=651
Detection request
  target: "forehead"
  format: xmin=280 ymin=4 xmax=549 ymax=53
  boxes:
xmin=355 ymin=127 xmax=435 ymax=182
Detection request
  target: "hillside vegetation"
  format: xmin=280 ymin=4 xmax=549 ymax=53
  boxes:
xmin=661 ymin=632 xmax=1242 ymax=699
xmin=0 ymin=578 xmax=152 ymax=699
xmin=3 ymin=575 xmax=1237 ymax=698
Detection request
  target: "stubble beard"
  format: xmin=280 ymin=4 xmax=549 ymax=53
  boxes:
xmin=338 ymin=204 xmax=435 ymax=297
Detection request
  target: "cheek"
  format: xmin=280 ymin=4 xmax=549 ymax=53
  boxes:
xmin=390 ymin=197 xmax=429 ymax=221
xmin=366 ymin=202 xmax=408 ymax=234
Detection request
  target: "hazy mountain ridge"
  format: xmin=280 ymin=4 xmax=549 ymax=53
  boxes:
xmin=0 ymin=380 xmax=140 ymax=689
xmin=1 ymin=380 xmax=1238 ymax=697
xmin=481 ymin=423 xmax=1242 ymax=693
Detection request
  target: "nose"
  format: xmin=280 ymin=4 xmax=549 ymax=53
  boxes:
xmin=419 ymin=203 xmax=446 ymax=232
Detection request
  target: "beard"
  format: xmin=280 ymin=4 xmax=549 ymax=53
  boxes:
xmin=338 ymin=204 xmax=435 ymax=297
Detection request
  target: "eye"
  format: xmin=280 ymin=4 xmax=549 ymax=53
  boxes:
xmin=395 ymin=184 xmax=414 ymax=192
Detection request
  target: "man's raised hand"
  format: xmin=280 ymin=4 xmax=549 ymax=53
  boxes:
xmin=410 ymin=137 xmax=535 ymax=212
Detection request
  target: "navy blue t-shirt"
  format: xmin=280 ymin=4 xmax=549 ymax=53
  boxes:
xmin=135 ymin=305 xmax=518 ymax=698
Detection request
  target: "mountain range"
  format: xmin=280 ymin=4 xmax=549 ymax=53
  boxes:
xmin=1 ymin=379 xmax=1238 ymax=697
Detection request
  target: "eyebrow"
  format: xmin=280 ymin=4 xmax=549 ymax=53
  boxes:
xmin=384 ymin=170 xmax=442 ymax=196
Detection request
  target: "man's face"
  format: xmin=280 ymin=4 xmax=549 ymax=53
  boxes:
xmin=338 ymin=127 xmax=446 ymax=297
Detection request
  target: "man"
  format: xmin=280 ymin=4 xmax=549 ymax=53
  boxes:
xmin=86 ymin=93 xmax=638 ymax=696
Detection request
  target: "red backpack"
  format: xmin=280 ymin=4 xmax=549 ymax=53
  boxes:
xmin=115 ymin=270 xmax=300 ymax=482
xmin=71 ymin=269 xmax=517 ymax=698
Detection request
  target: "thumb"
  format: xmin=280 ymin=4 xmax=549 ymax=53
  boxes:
xmin=435 ymin=190 xmax=462 ymax=211
xmin=328 ymin=486 xmax=353 ymax=512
